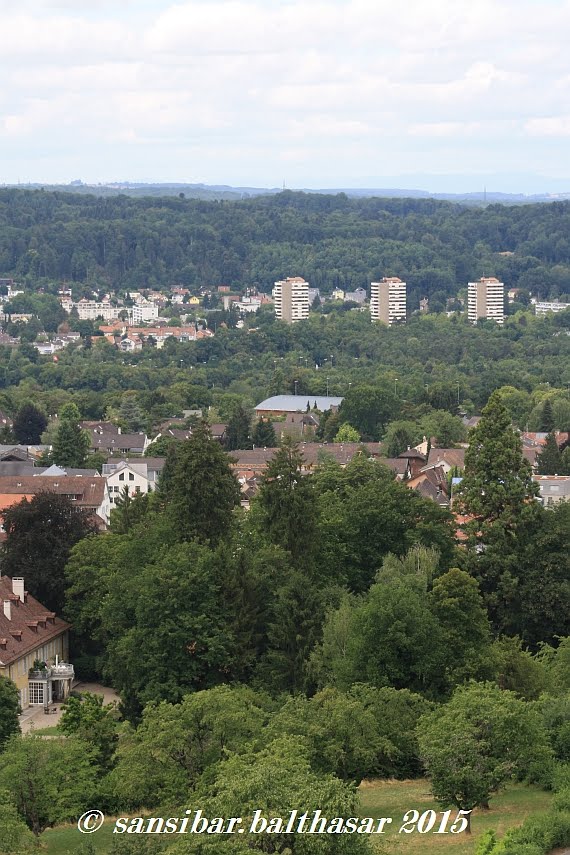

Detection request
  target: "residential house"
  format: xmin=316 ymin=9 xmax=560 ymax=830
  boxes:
xmin=0 ymin=475 xmax=110 ymax=526
xmin=344 ymin=288 xmax=367 ymax=304
xmin=423 ymin=448 xmax=465 ymax=474
xmin=533 ymin=475 xmax=570 ymax=506
xmin=35 ymin=464 xmax=99 ymax=477
xmin=462 ymin=415 xmax=482 ymax=430
xmin=0 ymin=446 xmax=37 ymax=462
xmin=398 ymin=448 xmax=427 ymax=478
xmin=0 ymin=575 xmax=74 ymax=710
xmin=119 ymin=336 xmax=143 ymax=353
xmin=105 ymin=460 xmax=152 ymax=507
xmin=80 ymin=421 xmax=120 ymax=435
xmin=272 ymin=412 xmax=319 ymax=442
xmin=0 ymin=462 xmax=37 ymax=477
xmin=229 ymin=442 xmax=386 ymax=481
xmin=103 ymin=457 xmax=165 ymax=491
xmin=209 ymin=424 xmax=228 ymax=443
xmin=407 ymin=466 xmax=449 ymax=506
xmin=89 ymin=431 xmax=148 ymax=455
xmin=533 ymin=300 xmax=570 ymax=315
xmin=523 ymin=447 xmax=540 ymax=470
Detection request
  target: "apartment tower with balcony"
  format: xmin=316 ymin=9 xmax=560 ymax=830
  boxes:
xmin=468 ymin=277 xmax=505 ymax=325
xmin=370 ymin=277 xmax=407 ymax=325
xmin=273 ymin=277 xmax=310 ymax=324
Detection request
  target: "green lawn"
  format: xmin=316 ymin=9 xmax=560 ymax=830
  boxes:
xmin=28 ymin=725 xmax=60 ymax=736
xmin=42 ymin=821 xmax=116 ymax=854
xmin=41 ymin=781 xmax=553 ymax=855
xmin=358 ymin=780 xmax=553 ymax=854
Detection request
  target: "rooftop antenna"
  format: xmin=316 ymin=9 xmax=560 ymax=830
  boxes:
xmin=483 ymin=185 xmax=487 ymax=203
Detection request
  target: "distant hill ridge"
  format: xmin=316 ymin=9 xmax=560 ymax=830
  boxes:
xmin=3 ymin=181 xmax=570 ymax=205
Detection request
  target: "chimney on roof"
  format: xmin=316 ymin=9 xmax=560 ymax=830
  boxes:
xmin=3 ymin=600 xmax=11 ymax=621
xmin=12 ymin=577 xmax=25 ymax=603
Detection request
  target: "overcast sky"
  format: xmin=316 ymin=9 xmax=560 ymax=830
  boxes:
xmin=2 ymin=0 xmax=570 ymax=192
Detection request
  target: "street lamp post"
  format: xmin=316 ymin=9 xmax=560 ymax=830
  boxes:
xmin=394 ymin=378 xmax=399 ymax=397
xmin=326 ymin=377 xmax=330 ymax=396
xmin=294 ymin=380 xmax=299 ymax=395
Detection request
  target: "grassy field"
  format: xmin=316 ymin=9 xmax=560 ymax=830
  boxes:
xmin=359 ymin=780 xmax=553 ymax=854
xmin=28 ymin=725 xmax=60 ymax=736
xmin=42 ymin=821 xmax=116 ymax=854
xmin=41 ymin=780 xmax=552 ymax=855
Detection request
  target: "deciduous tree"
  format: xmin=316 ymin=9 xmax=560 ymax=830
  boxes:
xmin=1 ymin=492 xmax=96 ymax=613
xmin=0 ymin=677 xmax=20 ymax=749
xmin=417 ymin=683 xmax=553 ymax=832
xmin=0 ymin=735 xmax=97 ymax=835
xmin=12 ymin=402 xmax=47 ymax=445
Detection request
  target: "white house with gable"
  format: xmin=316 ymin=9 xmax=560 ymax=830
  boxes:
xmin=105 ymin=460 xmax=152 ymax=507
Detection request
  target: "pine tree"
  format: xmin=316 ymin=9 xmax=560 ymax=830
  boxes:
xmin=225 ymin=404 xmax=252 ymax=451
xmin=13 ymin=402 xmax=48 ymax=444
xmin=456 ymin=390 xmax=542 ymax=633
xmin=252 ymin=418 xmax=277 ymax=448
xmin=160 ymin=421 xmax=241 ymax=544
xmin=536 ymin=432 xmax=563 ymax=475
xmin=52 ymin=403 xmax=91 ymax=468
xmin=540 ymin=398 xmax=555 ymax=432
xmin=253 ymin=437 xmax=317 ymax=564
xmin=118 ymin=394 xmax=145 ymax=432
xmin=456 ymin=390 xmax=539 ymax=527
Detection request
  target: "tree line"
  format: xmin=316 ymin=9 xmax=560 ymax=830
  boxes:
xmin=2 ymin=188 xmax=570 ymax=305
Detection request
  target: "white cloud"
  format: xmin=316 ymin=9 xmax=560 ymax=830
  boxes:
xmin=1 ymin=0 xmax=570 ymax=187
xmin=525 ymin=116 xmax=570 ymax=137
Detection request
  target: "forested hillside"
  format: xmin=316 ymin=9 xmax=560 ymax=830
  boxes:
xmin=2 ymin=189 xmax=570 ymax=307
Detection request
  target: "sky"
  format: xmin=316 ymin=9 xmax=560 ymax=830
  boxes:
xmin=2 ymin=0 xmax=570 ymax=193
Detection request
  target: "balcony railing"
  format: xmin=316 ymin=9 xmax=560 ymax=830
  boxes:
xmin=28 ymin=663 xmax=74 ymax=680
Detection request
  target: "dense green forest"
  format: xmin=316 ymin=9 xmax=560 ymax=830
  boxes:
xmin=2 ymin=189 xmax=570 ymax=307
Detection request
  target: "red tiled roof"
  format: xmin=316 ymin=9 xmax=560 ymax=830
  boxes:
xmin=0 ymin=576 xmax=70 ymax=667
xmin=0 ymin=476 xmax=106 ymax=509
xmin=229 ymin=442 xmax=385 ymax=474
xmin=426 ymin=448 xmax=465 ymax=469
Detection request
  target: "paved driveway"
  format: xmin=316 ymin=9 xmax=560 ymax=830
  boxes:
xmin=19 ymin=681 xmax=120 ymax=733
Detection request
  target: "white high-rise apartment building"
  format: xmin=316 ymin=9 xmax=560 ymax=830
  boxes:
xmin=468 ymin=277 xmax=505 ymax=325
xmin=370 ymin=277 xmax=407 ymax=325
xmin=273 ymin=277 xmax=310 ymax=323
